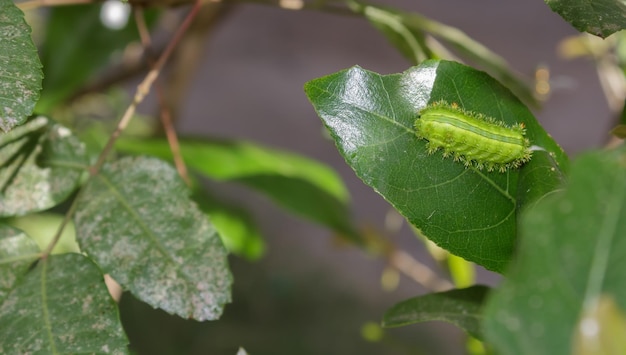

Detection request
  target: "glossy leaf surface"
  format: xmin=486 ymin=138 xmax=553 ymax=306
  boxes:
xmin=305 ymin=60 xmax=567 ymax=271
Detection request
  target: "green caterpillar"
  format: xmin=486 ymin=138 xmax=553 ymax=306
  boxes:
xmin=414 ymin=101 xmax=532 ymax=172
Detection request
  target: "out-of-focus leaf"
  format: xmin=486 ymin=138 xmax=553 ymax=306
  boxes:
xmin=74 ymin=156 xmax=232 ymax=321
xmin=0 ymin=116 xmax=88 ymax=217
xmin=0 ymin=224 xmax=39 ymax=299
xmin=0 ymin=253 xmax=128 ymax=354
xmin=0 ymin=0 xmax=43 ymax=131
xmin=115 ymin=137 xmax=361 ymax=244
xmin=383 ymin=285 xmax=490 ymax=340
xmin=37 ymin=4 xmax=158 ymax=111
xmin=305 ymin=61 xmax=567 ymax=272
xmin=7 ymin=213 xmax=80 ymax=254
xmin=350 ymin=1 xmax=434 ymax=64
xmin=116 ymin=138 xmax=348 ymax=202
xmin=545 ymin=0 xmax=626 ymax=39
xmin=193 ymin=189 xmax=265 ymax=261
xmin=484 ymin=147 xmax=626 ymax=355
xmin=350 ymin=1 xmax=539 ymax=108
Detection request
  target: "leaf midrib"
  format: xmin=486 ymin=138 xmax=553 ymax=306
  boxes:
xmin=96 ymin=174 xmax=192 ymax=282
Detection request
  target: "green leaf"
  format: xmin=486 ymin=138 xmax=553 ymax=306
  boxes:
xmin=545 ymin=0 xmax=626 ymax=39
xmin=0 ymin=253 xmax=128 ymax=354
xmin=193 ymin=190 xmax=266 ymax=261
xmin=483 ymin=147 xmax=626 ymax=355
xmin=0 ymin=116 xmax=88 ymax=217
xmin=74 ymin=156 xmax=232 ymax=321
xmin=37 ymin=4 xmax=158 ymax=111
xmin=0 ymin=224 xmax=40 ymax=300
xmin=0 ymin=0 xmax=43 ymax=131
xmin=304 ymin=60 xmax=567 ymax=272
xmin=115 ymin=137 xmax=361 ymax=243
xmin=382 ymin=285 xmax=489 ymax=340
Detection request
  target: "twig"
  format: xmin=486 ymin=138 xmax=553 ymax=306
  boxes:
xmin=362 ymin=222 xmax=453 ymax=292
xmin=90 ymin=0 xmax=202 ymax=176
xmin=134 ymin=7 xmax=192 ymax=186
xmin=41 ymin=189 xmax=82 ymax=259
xmin=388 ymin=249 xmax=453 ymax=291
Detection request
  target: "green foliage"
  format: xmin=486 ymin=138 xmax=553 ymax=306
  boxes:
xmin=305 ymin=60 xmax=566 ymax=272
xmin=0 ymin=230 xmax=128 ymax=354
xmin=0 ymin=0 xmax=624 ymax=354
xmin=74 ymin=156 xmax=232 ymax=321
xmin=545 ymin=0 xmax=626 ymax=39
xmin=0 ymin=0 xmax=42 ymax=131
xmin=483 ymin=147 xmax=626 ymax=355
xmin=0 ymin=224 xmax=40 ymax=300
xmin=0 ymin=116 xmax=87 ymax=216
xmin=193 ymin=189 xmax=266 ymax=261
xmin=383 ymin=285 xmax=489 ymax=340
xmin=37 ymin=5 xmax=158 ymax=111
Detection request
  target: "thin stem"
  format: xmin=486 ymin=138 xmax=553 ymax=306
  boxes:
xmin=160 ymin=106 xmax=192 ymax=185
xmin=90 ymin=0 xmax=202 ymax=176
xmin=363 ymin=222 xmax=453 ymax=291
xmin=134 ymin=7 xmax=192 ymax=186
xmin=41 ymin=189 xmax=82 ymax=259
xmin=388 ymin=249 xmax=453 ymax=291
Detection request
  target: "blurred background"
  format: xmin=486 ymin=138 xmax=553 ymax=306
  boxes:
xmin=27 ymin=0 xmax=618 ymax=353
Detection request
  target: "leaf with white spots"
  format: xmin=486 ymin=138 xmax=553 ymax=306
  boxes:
xmin=0 ymin=224 xmax=40 ymax=300
xmin=74 ymin=156 xmax=232 ymax=321
xmin=0 ymin=116 xmax=88 ymax=217
xmin=0 ymin=253 xmax=128 ymax=354
xmin=545 ymin=0 xmax=626 ymax=39
xmin=483 ymin=147 xmax=626 ymax=355
xmin=0 ymin=0 xmax=43 ymax=131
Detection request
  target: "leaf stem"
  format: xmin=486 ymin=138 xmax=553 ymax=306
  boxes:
xmin=89 ymin=0 xmax=202 ymax=177
xmin=388 ymin=248 xmax=453 ymax=291
xmin=134 ymin=6 xmax=192 ymax=186
xmin=41 ymin=189 xmax=82 ymax=259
